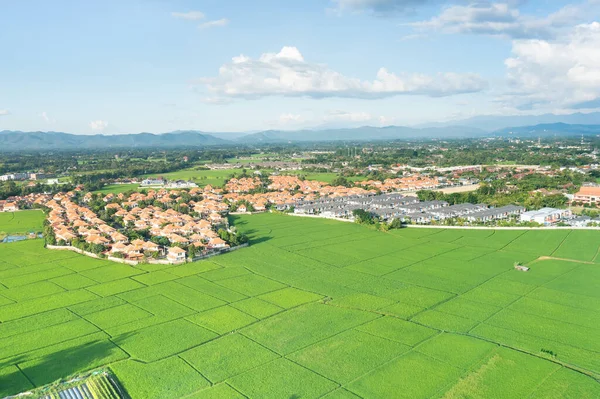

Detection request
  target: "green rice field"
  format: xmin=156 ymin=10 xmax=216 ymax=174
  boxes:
xmin=0 ymin=210 xmax=44 ymax=236
xmin=1 ymin=212 xmax=599 ymax=398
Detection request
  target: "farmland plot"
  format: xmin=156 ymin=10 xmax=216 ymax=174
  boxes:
xmin=0 ymin=212 xmax=599 ymax=398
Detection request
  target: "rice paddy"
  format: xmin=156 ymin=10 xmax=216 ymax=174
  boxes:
xmin=0 ymin=210 xmax=44 ymax=237
xmin=1 ymin=211 xmax=599 ymax=398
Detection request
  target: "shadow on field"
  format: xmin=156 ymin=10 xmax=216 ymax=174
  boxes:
xmin=240 ymin=229 xmax=273 ymax=245
xmin=0 ymin=335 xmax=133 ymax=396
xmin=229 ymin=216 xmax=247 ymax=225
xmin=249 ymin=235 xmax=273 ymax=245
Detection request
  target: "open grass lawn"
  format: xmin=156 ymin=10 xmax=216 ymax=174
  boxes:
xmin=1 ymin=214 xmax=600 ymax=398
xmin=0 ymin=210 xmax=44 ymax=236
xmin=283 ymin=170 xmax=367 ymax=184
xmin=93 ymin=184 xmax=141 ymax=195
xmin=143 ymin=168 xmax=239 ymax=188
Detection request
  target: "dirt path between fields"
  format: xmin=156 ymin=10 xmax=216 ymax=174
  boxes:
xmin=530 ymin=256 xmax=596 ymax=265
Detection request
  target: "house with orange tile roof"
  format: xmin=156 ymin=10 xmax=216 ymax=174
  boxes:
xmin=573 ymin=186 xmax=600 ymax=205
xmin=111 ymin=232 xmax=129 ymax=244
xmin=2 ymin=202 xmax=19 ymax=212
xmin=208 ymin=237 xmax=229 ymax=249
xmin=110 ymin=242 xmax=128 ymax=254
xmin=85 ymin=235 xmax=110 ymax=246
xmin=55 ymin=229 xmax=77 ymax=242
xmin=168 ymin=234 xmax=189 ymax=244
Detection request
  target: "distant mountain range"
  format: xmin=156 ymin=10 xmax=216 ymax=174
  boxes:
xmin=0 ymin=130 xmax=228 ymax=151
xmin=2 ymin=120 xmax=600 ymax=151
xmin=417 ymin=112 xmax=600 ymax=131
xmin=236 ymin=125 xmax=488 ymax=143
xmin=492 ymin=123 xmax=600 ymax=137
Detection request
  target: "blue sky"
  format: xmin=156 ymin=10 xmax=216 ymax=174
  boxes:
xmin=1 ymin=0 xmax=599 ymax=134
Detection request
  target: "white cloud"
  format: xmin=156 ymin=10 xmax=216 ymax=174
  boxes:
xmin=89 ymin=120 xmax=109 ymax=131
xmin=171 ymin=11 xmax=205 ymax=21
xmin=39 ymin=111 xmax=55 ymax=124
xmin=0 ymin=109 xmax=10 ymax=116
xmin=198 ymin=46 xmax=487 ymax=100
xmin=199 ymin=18 xmax=229 ymax=29
xmin=409 ymin=1 xmax=594 ymax=39
xmin=502 ymin=22 xmax=600 ymax=110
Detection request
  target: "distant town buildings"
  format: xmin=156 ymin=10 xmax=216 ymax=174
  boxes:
xmin=140 ymin=177 xmax=197 ymax=189
xmin=0 ymin=173 xmax=29 ymax=181
xmin=140 ymin=177 xmax=166 ymax=187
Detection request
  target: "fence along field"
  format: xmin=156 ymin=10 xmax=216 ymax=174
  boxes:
xmin=0 ymin=210 xmax=599 ymax=398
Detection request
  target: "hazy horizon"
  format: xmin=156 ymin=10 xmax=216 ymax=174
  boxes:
xmin=2 ymin=0 xmax=600 ymax=135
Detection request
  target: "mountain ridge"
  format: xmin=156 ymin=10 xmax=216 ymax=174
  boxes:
xmin=2 ymin=122 xmax=600 ymax=150
xmin=416 ymin=112 xmax=600 ymax=131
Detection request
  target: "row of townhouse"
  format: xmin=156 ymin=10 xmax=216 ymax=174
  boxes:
xmin=392 ymin=204 xmax=524 ymax=224
xmin=462 ymin=205 xmax=526 ymax=223
xmin=293 ymin=192 xmax=527 ymax=226
xmin=294 ymin=195 xmax=444 ymax=218
xmin=393 ymin=200 xmax=448 ymax=214
xmin=565 ymin=215 xmax=600 ymax=227
xmin=429 ymin=203 xmax=489 ymax=219
xmin=520 ymin=208 xmax=573 ymax=225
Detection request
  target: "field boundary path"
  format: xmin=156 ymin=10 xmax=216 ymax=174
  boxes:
xmin=530 ymin=255 xmax=597 ymax=265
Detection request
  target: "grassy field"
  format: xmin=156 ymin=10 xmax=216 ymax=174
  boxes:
xmin=281 ymin=170 xmax=367 ymax=184
xmin=1 ymin=213 xmax=600 ymax=398
xmin=0 ymin=210 xmax=44 ymax=237
xmin=94 ymin=184 xmax=141 ymax=194
xmin=143 ymin=168 xmax=240 ymax=188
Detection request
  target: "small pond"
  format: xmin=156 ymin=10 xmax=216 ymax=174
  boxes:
xmin=1 ymin=233 xmax=43 ymax=243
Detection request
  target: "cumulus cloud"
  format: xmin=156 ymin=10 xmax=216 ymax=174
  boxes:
xmin=199 ymin=18 xmax=229 ymax=29
xmin=409 ymin=1 xmax=594 ymax=39
xmin=502 ymin=22 xmax=600 ymax=110
xmin=198 ymin=46 xmax=487 ymax=100
xmin=171 ymin=11 xmax=205 ymax=20
xmin=332 ymin=0 xmax=435 ymax=14
xmin=0 ymin=109 xmax=10 ymax=116
xmin=89 ymin=120 xmax=109 ymax=131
